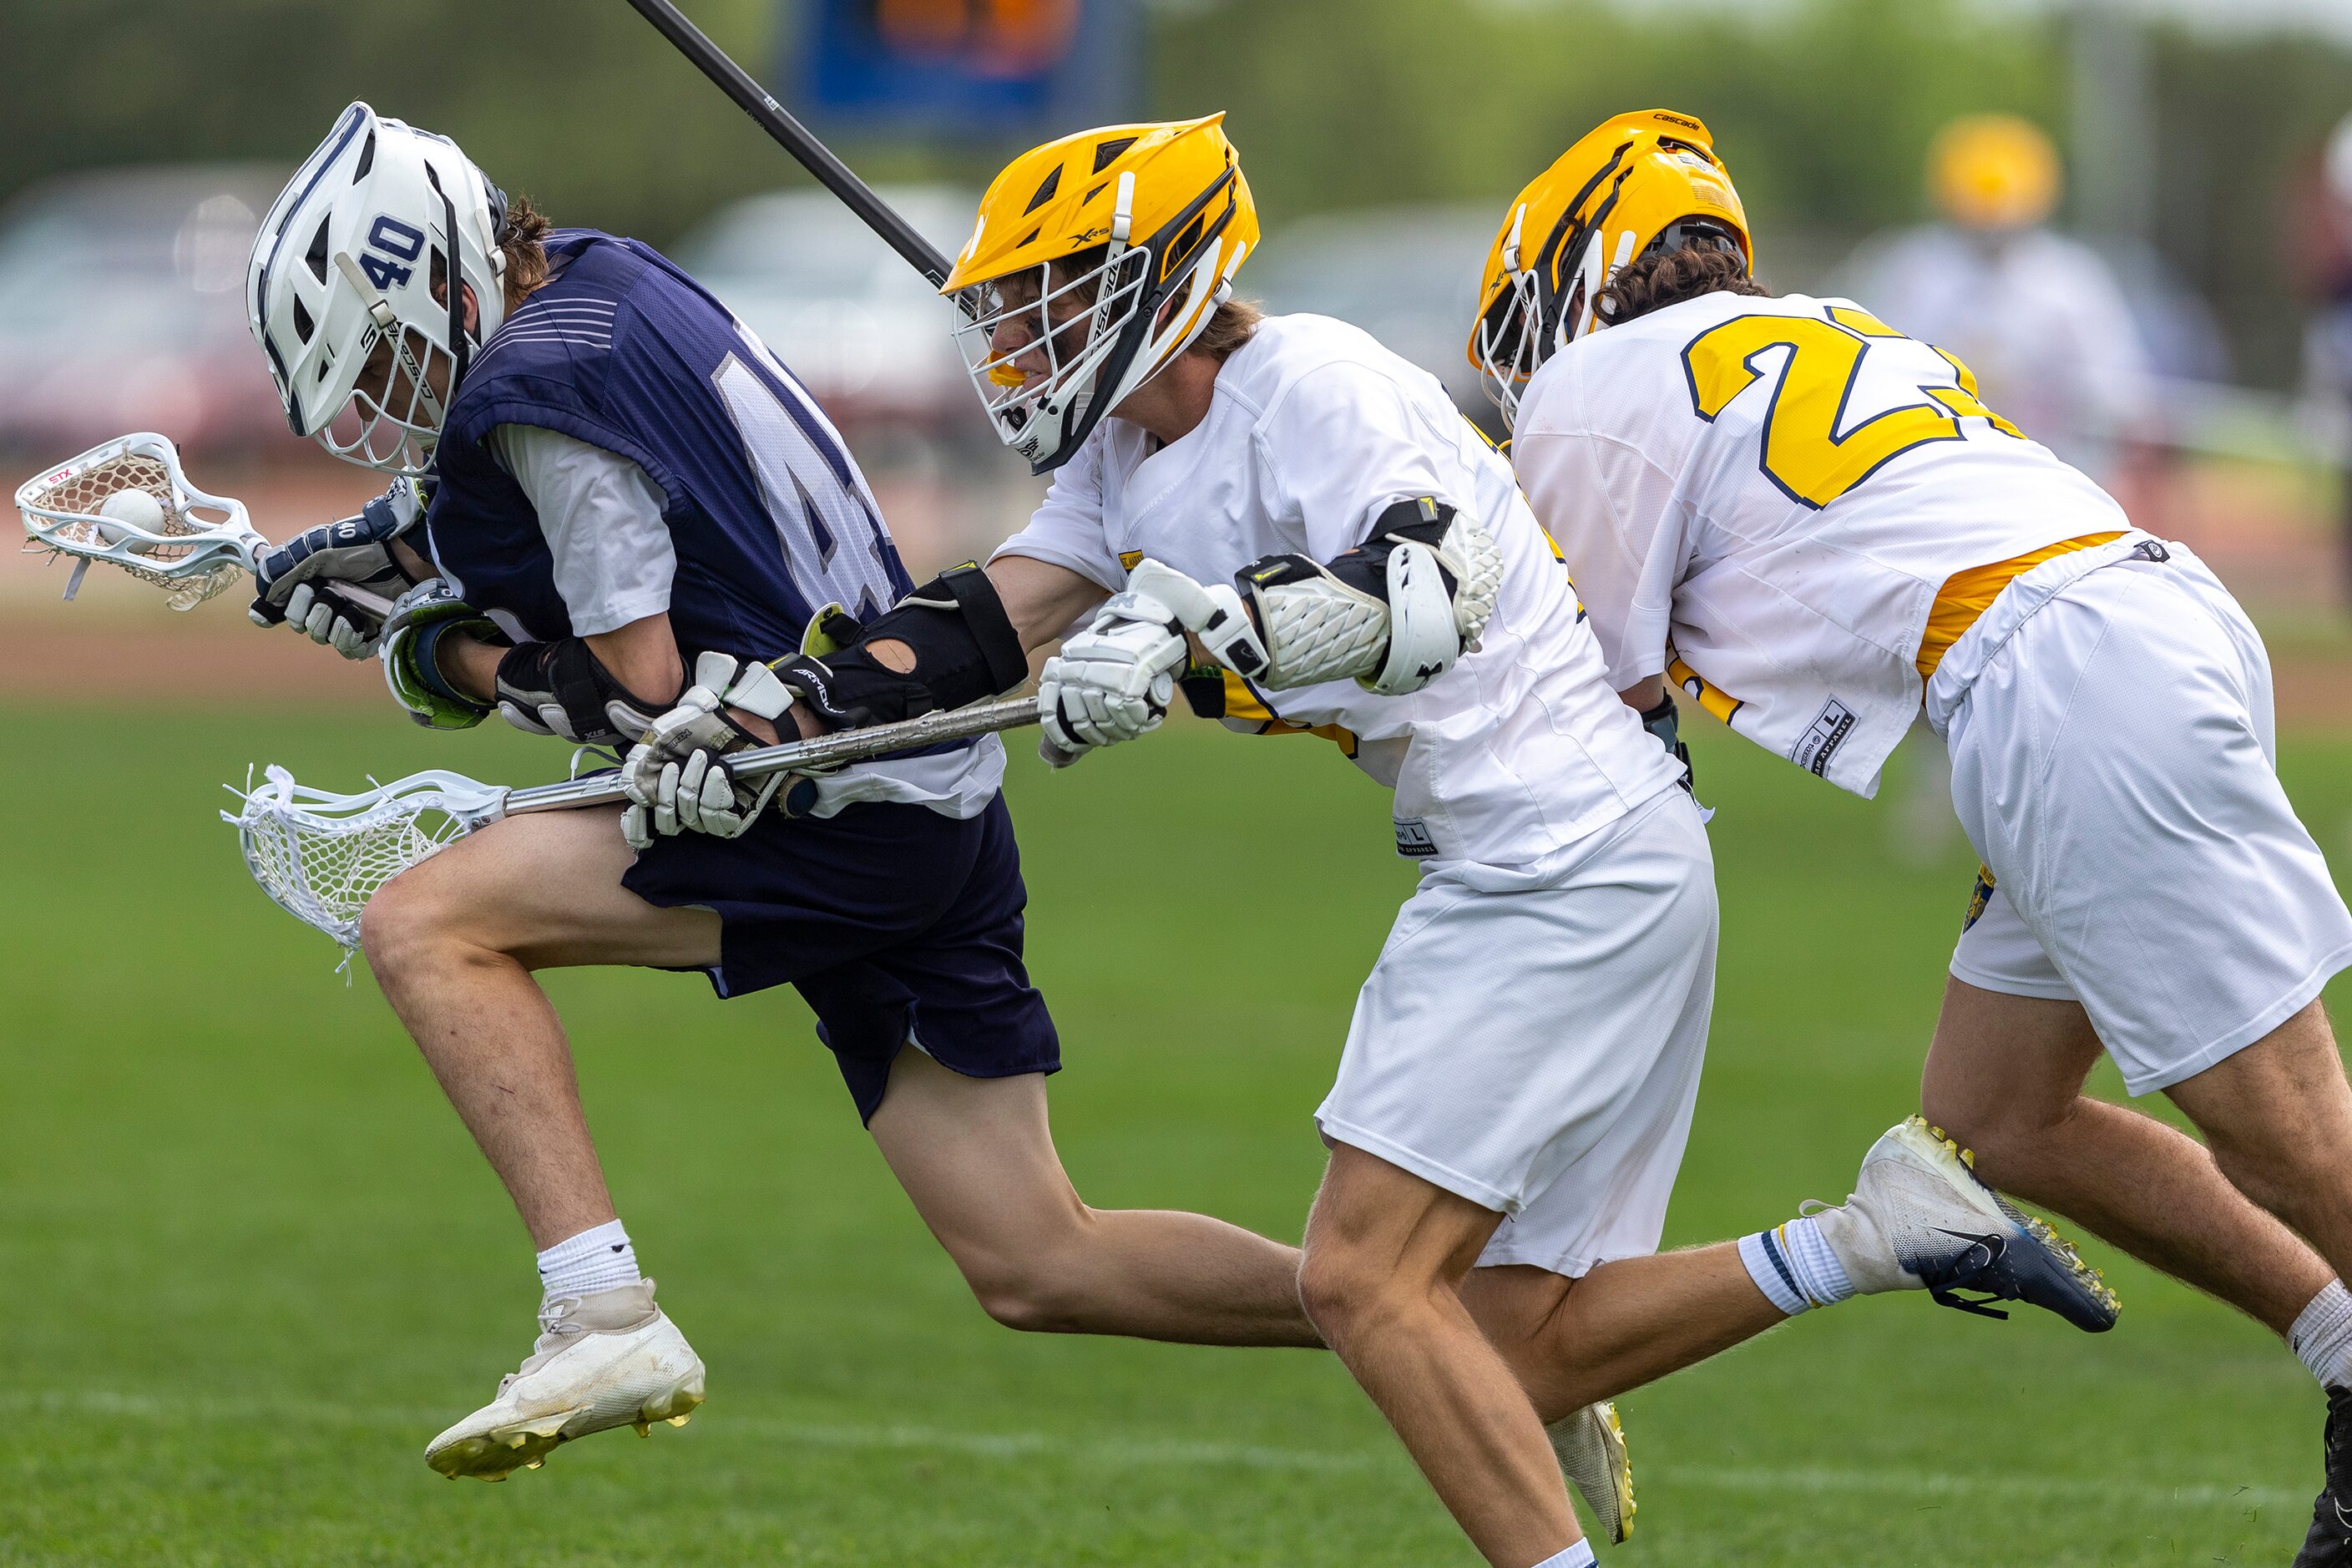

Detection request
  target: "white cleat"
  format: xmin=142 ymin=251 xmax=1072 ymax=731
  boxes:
xmin=1809 ymin=1116 xmax=2120 ymax=1333
xmin=1549 ymin=1400 xmax=1635 ymax=1543
xmin=424 ymin=1279 xmax=706 ymax=1481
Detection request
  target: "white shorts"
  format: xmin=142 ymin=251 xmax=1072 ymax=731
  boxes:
xmin=1314 ymin=788 xmax=1717 ymax=1278
xmin=1935 ymin=542 xmax=2352 ymax=1095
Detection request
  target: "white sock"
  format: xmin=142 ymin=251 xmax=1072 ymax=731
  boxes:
xmin=2292 ymin=1281 xmax=2352 ymax=1389
xmin=536 ymin=1219 xmax=642 ymax=1303
xmin=1738 ymin=1217 xmax=1854 ymax=1318
xmin=1528 ymin=1542 xmax=1597 ymax=1568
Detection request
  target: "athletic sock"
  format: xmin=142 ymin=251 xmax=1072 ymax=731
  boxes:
xmin=536 ymin=1219 xmax=642 ymax=1304
xmin=1528 ymin=1542 xmax=1597 ymax=1568
xmin=2292 ymin=1280 xmax=2352 ymax=1389
xmin=1738 ymin=1216 xmax=1855 ymax=1318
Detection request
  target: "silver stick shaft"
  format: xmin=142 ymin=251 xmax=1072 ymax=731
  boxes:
xmin=497 ymin=695 xmax=1044 ymax=817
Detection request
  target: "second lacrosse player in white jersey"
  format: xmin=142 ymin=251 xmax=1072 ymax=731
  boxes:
xmin=1479 ymin=109 xmax=2352 ymax=1566
xmin=945 ymin=115 xmax=2116 ymax=1568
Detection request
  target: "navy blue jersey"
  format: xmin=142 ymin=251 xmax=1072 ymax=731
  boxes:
xmin=424 ymin=230 xmax=910 ymax=659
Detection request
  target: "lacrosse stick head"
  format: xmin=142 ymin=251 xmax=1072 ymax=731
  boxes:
xmin=225 ymin=765 xmax=510 ymax=948
xmin=16 ymin=432 xmax=261 ymax=610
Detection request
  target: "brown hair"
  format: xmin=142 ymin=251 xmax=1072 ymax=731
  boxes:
xmin=498 ymin=192 xmax=553 ymax=311
xmin=1595 ymin=242 xmax=1766 ymax=327
xmin=1190 ymin=296 xmax=1261 ymax=361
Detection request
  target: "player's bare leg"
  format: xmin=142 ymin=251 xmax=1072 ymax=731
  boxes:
xmin=362 ymin=806 xmax=721 ymax=1479
xmin=1922 ymin=978 xmax=2332 ymax=1334
xmin=871 ymin=1050 xmax=1319 ymax=1346
xmin=362 ymin=804 xmax=716 ymax=1247
xmin=1462 ymin=1250 xmax=1781 ymax=1420
xmin=1301 ymin=1142 xmax=1581 ymax=1568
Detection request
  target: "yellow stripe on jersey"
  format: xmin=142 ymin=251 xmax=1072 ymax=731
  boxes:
xmin=1666 ymin=654 xmax=1744 ymax=726
xmin=1217 ymin=670 xmax=1360 ymax=757
xmin=1916 ymin=532 xmax=2125 ymax=681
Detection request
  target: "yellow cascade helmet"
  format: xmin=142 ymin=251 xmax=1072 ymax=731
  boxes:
xmin=1930 ymin=114 xmax=2061 ymax=231
xmin=1468 ymin=109 xmax=1750 ymax=430
xmin=943 ymin=114 xmax=1257 ymax=473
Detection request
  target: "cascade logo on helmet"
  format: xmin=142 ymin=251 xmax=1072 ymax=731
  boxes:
xmin=943 ymin=114 xmax=1259 ymax=474
xmin=245 ymin=103 xmax=513 ymax=477
xmin=1468 ymin=109 xmax=1753 ymax=430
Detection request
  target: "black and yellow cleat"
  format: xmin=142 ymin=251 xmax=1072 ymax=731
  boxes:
xmin=1813 ymin=1116 xmax=2121 ymax=1333
xmin=2294 ymin=1386 xmax=2352 ymax=1567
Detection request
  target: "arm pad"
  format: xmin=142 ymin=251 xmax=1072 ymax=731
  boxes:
xmin=771 ymin=563 xmax=1029 ymax=729
xmin=1236 ymin=497 xmax=1504 ymax=695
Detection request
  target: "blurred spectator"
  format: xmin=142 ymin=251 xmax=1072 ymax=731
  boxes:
xmin=2289 ymin=113 xmax=2352 ymax=606
xmin=1844 ymin=115 xmax=2163 ymax=490
xmin=0 ymin=166 xmax=291 ymax=458
xmin=1844 ymin=116 xmax=2168 ymax=867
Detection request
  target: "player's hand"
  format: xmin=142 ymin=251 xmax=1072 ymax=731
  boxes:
xmin=620 ymin=652 xmax=795 ymax=848
xmin=1036 ymin=585 xmax=1192 ymax=758
xmin=248 ymin=482 xmax=424 ymax=658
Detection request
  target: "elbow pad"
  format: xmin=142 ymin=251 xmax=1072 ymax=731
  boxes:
xmin=1236 ymin=497 xmax=1504 ymax=695
xmin=771 ymin=563 xmax=1029 ymax=729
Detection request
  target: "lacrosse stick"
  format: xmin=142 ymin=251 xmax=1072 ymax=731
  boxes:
xmin=226 ymin=693 xmax=1044 ymax=948
xmin=16 ymin=432 xmax=395 ymax=619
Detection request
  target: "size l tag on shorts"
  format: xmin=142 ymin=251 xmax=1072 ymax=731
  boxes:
xmin=1790 ymin=697 xmax=1856 ymax=777
xmin=1393 ymin=818 xmax=1438 ymax=858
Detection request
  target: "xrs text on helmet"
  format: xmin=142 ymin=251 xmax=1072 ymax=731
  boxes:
xmin=944 ymin=115 xmax=1259 ymax=474
xmin=1469 ymin=109 xmax=1751 ymax=431
xmin=247 ymin=102 xmax=511 ymax=477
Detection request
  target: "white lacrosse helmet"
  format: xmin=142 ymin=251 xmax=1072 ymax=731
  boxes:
xmin=246 ymin=102 xmax=510 ymax=476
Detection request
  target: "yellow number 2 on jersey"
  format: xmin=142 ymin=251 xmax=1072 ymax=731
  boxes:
xmin=1681 ymin=306 xmax=2023 ymax=510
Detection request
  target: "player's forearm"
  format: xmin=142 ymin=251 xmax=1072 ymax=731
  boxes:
xmin=985 ymin=553 xmax=1109 ymax=651
xmin=1618 ymin=674 xmax=1666 ymax=711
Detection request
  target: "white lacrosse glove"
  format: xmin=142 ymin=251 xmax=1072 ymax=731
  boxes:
xmin=1035 ymin=560 xmax=1265 ymax=766
xmin=620 ymin=651 xmax=797 ymax=849
xmin=248 ymin=481 xmax=425 ymax=658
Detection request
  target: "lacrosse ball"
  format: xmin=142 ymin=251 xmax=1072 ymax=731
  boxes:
xmin=96 ymin=488 xmax=166 ymax=552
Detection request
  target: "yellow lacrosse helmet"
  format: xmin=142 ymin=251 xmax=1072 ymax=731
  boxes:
xmin=1468 ymin=109 xmax=1750 ymax=429
xmin=1929 ymin=114 xmax=2061 ymax=230
xmin=943 ymin=114 xmax=1257 ymax=473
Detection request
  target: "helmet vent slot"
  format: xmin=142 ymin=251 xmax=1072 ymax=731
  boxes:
xmin=1024 ymin=166 xmax=1061 ymax=215
xmin=1015 ymin=226 xmax=1041 ymax=249
xmin=1091 ymin=138 xmax=1137 ymax=175
xmin=1166 ymin=213 xmax=1206 ymax=277
xmin=293 ymin=298 xmax=316 ymax=345
xmin=354 ymin=131 xmax=375 ymax=182
xmin=305 ymin=217 xmax=331 ymax=284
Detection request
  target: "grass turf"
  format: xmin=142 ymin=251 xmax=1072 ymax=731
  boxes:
xmin=2 ymin=706 xmax=2348 ymax=1565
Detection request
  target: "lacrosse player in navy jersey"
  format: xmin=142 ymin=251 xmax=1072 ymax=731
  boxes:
xmin=241 ymin=104 xmax=1320 ymax=1483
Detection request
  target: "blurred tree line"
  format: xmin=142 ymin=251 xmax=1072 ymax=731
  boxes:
xmin=2 ymin=0 xmax=2348 ymax=386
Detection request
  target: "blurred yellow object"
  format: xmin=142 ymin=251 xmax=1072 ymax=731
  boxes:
xmin=1468 ymin=109 xmax=1750 ymax=427
xmin=1929 ymin=114 xmax=2061 ymax=230
xmin=943 ymin=114 xmax=1257 ymax=471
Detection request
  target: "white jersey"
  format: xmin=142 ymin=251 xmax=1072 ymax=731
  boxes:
xmin=995 ymin=312 xmax=1678 ymax=867
xmin=1510 ymin=290 xmax=2131 ymax=797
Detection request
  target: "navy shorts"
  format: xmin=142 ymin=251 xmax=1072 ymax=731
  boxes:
xmin=621 ymin=793 xmax=1060 ymax=1122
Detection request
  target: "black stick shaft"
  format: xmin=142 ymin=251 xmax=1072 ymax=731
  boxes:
xmin=620 ymin=0 xmax=955 ymax=286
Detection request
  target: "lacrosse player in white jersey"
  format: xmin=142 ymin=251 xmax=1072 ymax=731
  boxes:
xmin=942 ymin=114 xmax=2117 ymax=1568
xmin=1477 ymin=109 xmax=2352 ymax=1566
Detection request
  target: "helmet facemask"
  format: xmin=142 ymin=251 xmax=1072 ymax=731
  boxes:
xmin=248 ymin=104 xmax=509 ymax=479
xmin=950 ymin=167 xmax=1244 ymax=473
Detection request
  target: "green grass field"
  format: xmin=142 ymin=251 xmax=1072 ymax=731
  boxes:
xmin=4 ymin=705 xmax=2349 ymax=1565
